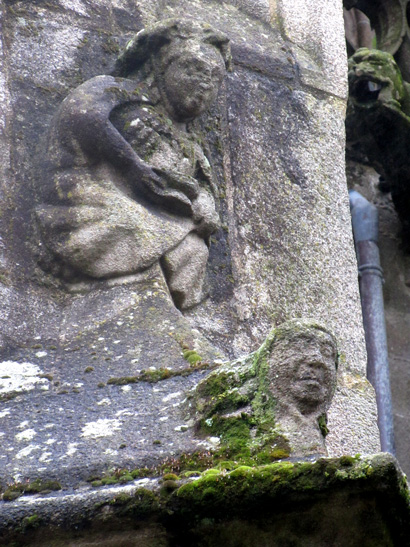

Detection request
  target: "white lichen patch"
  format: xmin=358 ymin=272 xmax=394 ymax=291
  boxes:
xmin=35 ymin=351 xmax=47 ymax=358
xmin=15 ymin=429 xmax=37 ymax=442
xmin=97 ymin=398 xmax=111 ymax=406
xmin=0 ymin=361 xmax=48 ymax=394
xmin=162 ymin=391 xmax=182 ymax=403
xmin=209 ymin=437 xmax=220 ymax=445
xmin=39 ymin=451 xmax=52 ymax=463
xmin=104 ymin=448 xmax=118 ymax=456
xmin=45 ymin=438 xmax=56 ymax=445
xmin=0 ymin=409 xmax=10 ymax=418
xmin=16 ymin=444 xmax=40 ymax=459
xmin=81 ymin=418 xmax=121 ymax=438
xmin=66 ymin=443 xmax=78 ymax=456
xmin=121 ymin=385 xmax=131 ymax=392
xmin=115 ymin=409 xmax=133 ymax=417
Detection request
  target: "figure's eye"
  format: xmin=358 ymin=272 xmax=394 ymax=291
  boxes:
xmin=352 ymin=79 xmax=382 ymax=102
xmin=320 ymin=343 xmax=335 ymax=359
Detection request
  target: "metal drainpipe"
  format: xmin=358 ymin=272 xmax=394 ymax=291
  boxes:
xmin=349 ymin=190 xmax=395 ymax=454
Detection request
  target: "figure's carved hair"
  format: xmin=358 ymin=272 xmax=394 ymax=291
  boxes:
xmin=113 ymin=18 xmax=232 ymax=77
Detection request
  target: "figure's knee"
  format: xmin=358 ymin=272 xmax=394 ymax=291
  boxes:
xmin=161 ymin=234 xmax=209 ymax=310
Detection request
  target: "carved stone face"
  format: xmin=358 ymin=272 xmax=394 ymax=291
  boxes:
xmin=348 ymin=48 xmax=406 ymax=110
xmin=158 ymin=43 xmax=225 ymax=121
xmin=268 ymin=332 xmax=337 ymax=415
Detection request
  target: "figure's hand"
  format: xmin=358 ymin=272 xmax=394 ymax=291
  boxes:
xmin=152 ymin=168 xmax=200 ymax=201
xmin=131 ymin=162 xmax=194 ymax=216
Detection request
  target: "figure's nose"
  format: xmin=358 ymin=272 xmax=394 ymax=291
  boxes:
xmin=308 ymin=345 xmax=327 ymax=365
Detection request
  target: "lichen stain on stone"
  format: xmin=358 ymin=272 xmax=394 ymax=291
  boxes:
xmin=15 ymin=428 xmax=37 ymax=442
xmin=81 ymin=418 xmax=122 ymax=438
xmin=0 ymin=361 xmax=49 ymax=394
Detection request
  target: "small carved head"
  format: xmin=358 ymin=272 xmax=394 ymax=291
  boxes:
xmin=266 ymin=320 xmax=338 ymax=416
xmin=114 ymin=18 xmax=231 ymax=121
xmin=348 ymin=48 xmax=405 ymax=109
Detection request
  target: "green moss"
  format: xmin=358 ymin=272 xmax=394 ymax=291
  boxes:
xmin=200 ymin=415 xmax=252 ymax=457
xmin=109 ymin=493 xmax=132 ymax=505
xmin=339 ymin=455 xmax=356 ymax=467
xmin=318 ymin=414 xmax=329 ymax=437
xmin=84 ymin=366 xmax=94 ymax=373
xmin=114 ymin=488 xmax=161 ymax=519
xmin=131 ymin=468 xmax=154 ymax=479
xmin=3 ymin=490 xmax=21 ymax=501
xmin=160 ymin=480 xmax=179 ymax=494
xmin=21 ymin=514 xmax=40 ymax=529
xmin=107 ymin=361 xmax=211 ymax=386
xmin=197 ymin=372 xmax=232 ymax=398
xmin=183 ymin=349 xmax=203 ymax=365
xmin=181 ymin=470 xmax=202 ymax=478
xmin=2 ymin=479 xmax=61 ymax=501
xmin=119 ymin=474 xmax=134 ymax=483
xmin=39 ymin=373 xmax=53 ymax=381
xmin=102 ymin=37 xmax=120 ymax=54
xmin=102 ymin=477 xmax=118 ymax=486
xmin=175 ymin=456 xmax=385 ymax=514
xmin=163 ymin=473 xmax=179 ymax=481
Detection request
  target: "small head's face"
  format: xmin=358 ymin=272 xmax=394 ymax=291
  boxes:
xmin=269 ymin=332 xmax=337 ymax=415
xmin=159 ymin=43 xmax=225 ymax=121
xmin=348 ymin=48 xmax=405 ymax=108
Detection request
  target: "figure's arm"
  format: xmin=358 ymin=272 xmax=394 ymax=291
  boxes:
xmin=55 ymin=76 xmax=196 ymax=215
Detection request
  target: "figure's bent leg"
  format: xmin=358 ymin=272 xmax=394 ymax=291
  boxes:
xmin=161 ymin=233 xmax=209 ymax=310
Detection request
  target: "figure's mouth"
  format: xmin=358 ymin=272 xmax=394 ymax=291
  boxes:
xmin=351 ymin=78 xmax=383 ymax=103
xmin=299 ymin=376 xmax=320 ymax=386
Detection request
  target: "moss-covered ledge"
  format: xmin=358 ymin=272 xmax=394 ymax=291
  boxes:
xmin=0 ymin=453 xmax=409 ymax=546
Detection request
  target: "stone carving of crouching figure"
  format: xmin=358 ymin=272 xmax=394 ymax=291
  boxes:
xmin=189 ymin=320 xmax=338 ymax=459
xmin=36 ymin=19 xmax=231 ymax=310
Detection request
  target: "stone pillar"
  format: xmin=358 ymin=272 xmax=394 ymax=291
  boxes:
xmin=0 ymin=0 xmax=379 ymax=503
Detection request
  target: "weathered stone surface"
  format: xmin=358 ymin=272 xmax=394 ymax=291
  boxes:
xmin=278 ymin=0 xmax=348 ymax=98
xmin=0 ymin=0 xmax=379 ymax=506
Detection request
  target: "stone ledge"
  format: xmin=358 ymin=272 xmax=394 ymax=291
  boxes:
xmin=0 ymin=453 xmax=409 ymax=546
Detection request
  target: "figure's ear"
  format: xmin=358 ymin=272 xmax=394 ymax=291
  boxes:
xmin=202 ymin=29 xmax=232 ymax=71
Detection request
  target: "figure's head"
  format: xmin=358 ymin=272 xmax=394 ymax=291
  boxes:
xmin=155 ymin=41 xmax=226 ymax=121
xmin=348 ymin=48 xmax=405 ymax=109
xmin=266 ymin=320 xmax=338 ymax=416
xmin=114 ymin=18 xmax=231 ymax=121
